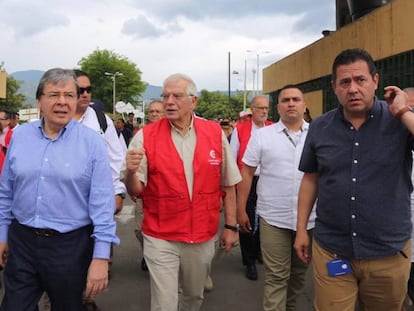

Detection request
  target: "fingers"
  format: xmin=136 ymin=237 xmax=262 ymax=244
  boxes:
xmin=126 ymin=149 xmax=145 ymax=171
xmin=294 ymin=245 xmax=311 ymax=264
xmin=239 ymin=220 xmax=252 ymax=233
xmin=384 ymin=86 xmax=407 ymax=107
xmin=85 ymin=279 xmax=108 ymax=299
xmin=0 ymin=250 xmax=8 ymax=269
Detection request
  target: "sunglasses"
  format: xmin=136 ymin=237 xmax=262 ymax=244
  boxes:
xmin=79 ymin=86 xmax=92 ymax=94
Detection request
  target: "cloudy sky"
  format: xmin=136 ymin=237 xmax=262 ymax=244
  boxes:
xmin=0 ymin=0 xmax=336 ymax=91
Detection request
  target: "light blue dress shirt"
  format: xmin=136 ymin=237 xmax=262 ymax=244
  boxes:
xmin=0 ymin=119 xmax=119 ymax=259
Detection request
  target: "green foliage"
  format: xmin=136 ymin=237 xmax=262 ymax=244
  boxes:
xmin=0 ymin=62 xmax=26 ymax=112
xmin=78 ymin=49 xmax=147 ymax=113
xmin=195 ymin=90 xmax=245 ymax=120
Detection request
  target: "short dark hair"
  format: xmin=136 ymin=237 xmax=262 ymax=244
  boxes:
xmin=0 ymin=110 xmax=11 ymax=120
xmin=73 ymin=69 xmax=90 ymax=79
xmin=277 ymin=84 xmax=304 ymax=102
xmin=332 ymin=48 xmax=377 ymax=82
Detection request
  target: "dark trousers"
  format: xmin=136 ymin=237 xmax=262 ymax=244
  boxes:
xmin=0 ymin=221 xmax=93 ymax=311
xmin=239 ymin=176 xmax=261 ymax=266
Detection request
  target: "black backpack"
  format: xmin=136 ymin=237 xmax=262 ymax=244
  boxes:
xmin=90 ymin=105 xmax=108 ymax=133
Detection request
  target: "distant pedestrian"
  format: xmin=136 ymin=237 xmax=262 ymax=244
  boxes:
xmin=115 ymin=118 xmax=133 ymax=147
xmin=230 ymin=95 xmax=272 ymax=281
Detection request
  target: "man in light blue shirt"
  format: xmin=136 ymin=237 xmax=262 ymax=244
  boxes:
xmin=0 ymin=68 xmax=119 ymax=310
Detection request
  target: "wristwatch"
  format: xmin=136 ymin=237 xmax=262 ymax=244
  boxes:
xmin=116 ymin=193 xmax=126 ymax=200
xmin=224 ymin=224 xmax=240 ymax=232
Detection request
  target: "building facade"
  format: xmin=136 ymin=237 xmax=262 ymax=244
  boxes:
xmin=263 ymin=0 xmax=414 ymax=119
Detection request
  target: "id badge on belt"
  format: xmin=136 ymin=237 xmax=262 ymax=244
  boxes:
xmin=326 ymin=258 xmax=352 ymax=277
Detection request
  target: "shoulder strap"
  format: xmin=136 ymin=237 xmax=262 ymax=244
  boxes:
xmin=90 ymin=105 xmax=108 ymax=133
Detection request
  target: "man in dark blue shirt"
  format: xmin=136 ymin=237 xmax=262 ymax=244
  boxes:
xmin=294 ymin=48 xmax=414 ymax=311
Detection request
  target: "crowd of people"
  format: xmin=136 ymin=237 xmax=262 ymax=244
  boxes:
xmin=0 ymin=48 xmax=414 ymax=311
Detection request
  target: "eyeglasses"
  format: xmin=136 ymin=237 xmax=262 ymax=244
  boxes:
xmin=160 ymin=93 xmax=194 ymax=101
xmin=79 ymin=86 xmax=92 ymax=94
xmin=253 ymin=106 xmax=269 ymax=111
xmin=42 ymin=92 xmax=77 ymax=101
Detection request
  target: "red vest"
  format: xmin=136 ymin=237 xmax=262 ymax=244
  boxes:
xmin=236 ymin=119 xmax=273 ymax=170
xmin=142 ymin=117 xmax=223 ymax=243
xmin=4 ymin=128 xmax=12 ymax=149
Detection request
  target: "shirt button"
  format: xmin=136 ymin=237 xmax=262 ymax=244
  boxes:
xmin=351 ymin=214 xmax=356 ymax=219
xmin=353 ymin=232 xmax=357 ymax=237
xmin=353 ymin=160 xmax=358 ymax=164
xmin=352 ymin=178 xmax=356 ymax=182
xmin=351 ymin=196 xmax=356 ymax=201
xmin=355 ymin=142 xmax=359 ymax=146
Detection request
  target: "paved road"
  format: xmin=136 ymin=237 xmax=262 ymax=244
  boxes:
xmin=1 ymin=198 xmax=412 ymax=310
xmin=93 ymin=199 xmax=314 ymax=311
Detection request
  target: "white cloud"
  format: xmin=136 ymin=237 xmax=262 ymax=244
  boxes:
xmin=0 ymin=0 xmax=336 ymax=91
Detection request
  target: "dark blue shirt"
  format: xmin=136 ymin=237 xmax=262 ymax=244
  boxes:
xmin=299 ymin=99 xmax=413 ymax=259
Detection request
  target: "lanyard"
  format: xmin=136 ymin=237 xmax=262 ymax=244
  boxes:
xmin=283 ymin=128 xmax=302 ymax=147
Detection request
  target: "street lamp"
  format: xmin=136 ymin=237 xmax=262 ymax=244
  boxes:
xmin=246 ymin=50 xmax=271 ymax=96
xmin=104 ymin=71 xmax=123 ymax=115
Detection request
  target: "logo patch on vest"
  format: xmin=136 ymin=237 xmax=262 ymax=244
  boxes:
xmin=208 ymin=149 xmax=220 ymax=165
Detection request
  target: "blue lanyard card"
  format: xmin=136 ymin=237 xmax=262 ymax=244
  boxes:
xmin=326 ymin=259 xmax=352 ymax=277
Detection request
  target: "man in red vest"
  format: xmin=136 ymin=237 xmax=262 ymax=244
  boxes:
xmin=123 ymin=73 xmax=241 ymax=311
xmin=230 ymin=95 xmax=272 ymax=280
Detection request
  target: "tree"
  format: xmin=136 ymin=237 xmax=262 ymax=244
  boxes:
xmin=0 ymin=62 xmax=26 ymax=112
xmin=78 ymin=49 xmax=146 ymax=114
xmin=195 ymin=90 xmax=244 ymax=120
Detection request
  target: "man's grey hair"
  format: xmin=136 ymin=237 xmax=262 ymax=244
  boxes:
xmin=163 ymin=73 xmax=197 ymax=97
xmin=36 ymin=68 xmax=79 ymax=100
xmin=250 ymin=95 xmax=269 ymax=108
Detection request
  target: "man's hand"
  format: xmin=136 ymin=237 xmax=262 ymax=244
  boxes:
xmin=126 ymin=149 xmax=145 ymax=174
xmin=384 ymin=86 xmax=409 ymax=116
xmin=0 ymin=242 xmax=8 ymax=269
xmin=114 ymin=195 xmax=123 ymax=214
xmin=219 ymin=229 xmax=239 ymax=252
xmin=293 ymin=230 xmax=311 ymax=264
xmin=237 ymin=210 xmax=252 ymax=234
xmin=85 ymin=259 xmax=109 ymax=299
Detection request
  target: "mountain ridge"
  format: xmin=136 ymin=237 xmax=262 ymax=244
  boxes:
xmin=10 ymin=70 xmax=163 ymax=107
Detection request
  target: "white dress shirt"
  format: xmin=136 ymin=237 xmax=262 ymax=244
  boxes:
xmin=242 ymin=121 xmax=315 ymax=230
xmin=78 ymin=106 xmax=126 ymax=195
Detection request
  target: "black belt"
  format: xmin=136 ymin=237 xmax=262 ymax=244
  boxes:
xmin=15 ymin=221 xmax=91 ymax=238
xmin=18 ymin=223 xmax=63 ymax=237
xmin=32 ymin=228 xmax=63 ymax=237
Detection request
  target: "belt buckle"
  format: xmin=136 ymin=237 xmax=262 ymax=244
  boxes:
xmin=34 ymin=228 xmax=53 ymax=237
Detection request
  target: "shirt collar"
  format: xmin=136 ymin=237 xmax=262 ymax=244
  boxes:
xmin=38 ymin=118 xmax=75 ymax=140
xmin=275 ymin=120 xmax=309 ymax=133
xmin=337 ymin=96 xmax=379 ymax=121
